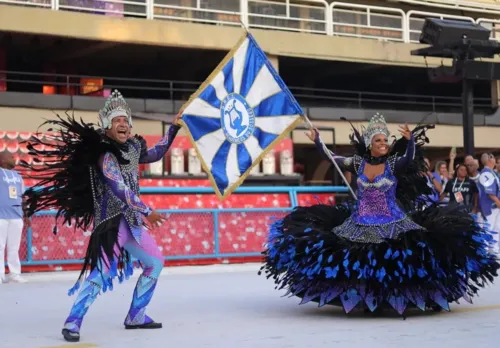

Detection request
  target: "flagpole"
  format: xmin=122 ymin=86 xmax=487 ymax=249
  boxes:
xmin=301 ymin=115 xmax=358 ymax=201
xmin=238 ymin=13 xmax=250 ymax=33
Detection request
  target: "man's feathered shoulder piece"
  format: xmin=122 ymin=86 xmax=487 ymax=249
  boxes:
xmin=19 ymin=112 xmax=129 ymax=231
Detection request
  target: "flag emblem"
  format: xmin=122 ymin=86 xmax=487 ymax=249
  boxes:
xmin=220 ymin=93 xmax=256 ymax=144
xmin=179 ymin=32 xmax=304 ymax=199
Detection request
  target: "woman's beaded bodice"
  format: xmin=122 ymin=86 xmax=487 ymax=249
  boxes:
xmin=314 ymin=134 xmax=426 ymax=243
xmin=353 ymin=160 xmax=407 ymax=225
xmin=332 ymin=156 xmax=425 ymax=243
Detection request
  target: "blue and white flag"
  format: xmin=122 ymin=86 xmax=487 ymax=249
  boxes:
xmin=179 ymin=32 xmax=304 ymax=199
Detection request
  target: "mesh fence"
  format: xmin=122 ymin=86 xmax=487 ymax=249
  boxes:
xmin=17 ymin=209 xmax=290 ymax=264
xmin=217 ymin=210 xmax=289 ymax=254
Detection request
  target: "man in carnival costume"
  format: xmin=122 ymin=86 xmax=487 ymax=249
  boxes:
xmin=21 ymin=90 xmax=182 ymax=342
xmin=260 ymin=113 xmax=499 ymax=316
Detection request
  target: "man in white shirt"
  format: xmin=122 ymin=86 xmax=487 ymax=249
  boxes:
xmin=0 ymin=151 xmax=28 ymax=283
xmin=465 ymin=155 xmax=480 ymax=183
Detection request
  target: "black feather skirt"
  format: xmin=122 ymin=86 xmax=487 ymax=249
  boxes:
xmin=259 ymin=202 xmax=500 ymax=315
xmin=67 ymin=214 xmax=134 ymax=296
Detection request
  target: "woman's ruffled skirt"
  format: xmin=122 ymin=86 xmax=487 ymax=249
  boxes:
xmin=259 ymin=202 xmax=500 ymax=315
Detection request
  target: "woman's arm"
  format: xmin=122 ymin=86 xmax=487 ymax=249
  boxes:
xmin=393 ymin=133 xmax=416 ymax=173
xmin=448 ymin=148 xmax=456 ymax=178
xmin=431 ymin=172 xmax=443 ymax=193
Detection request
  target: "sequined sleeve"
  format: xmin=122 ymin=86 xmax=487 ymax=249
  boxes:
xmin=139 ymin=125 xmax=180 ymax=164
xmin=314 ymin=135 xmax=355 ymax=173
xmin=392 ymin=134 xmax=415 ymax=173
xmin=99 ymin=153 xmax=152 ymax=216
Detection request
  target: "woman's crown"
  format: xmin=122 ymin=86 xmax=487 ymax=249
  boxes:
xmin=363 ymin=112 xmax=390 ymax=146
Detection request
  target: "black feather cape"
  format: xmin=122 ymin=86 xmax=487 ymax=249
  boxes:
xmin=20 ymin=113 xmax=131 ymax=230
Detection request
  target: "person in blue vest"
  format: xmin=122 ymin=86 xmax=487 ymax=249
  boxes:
xmin=0 ymin=151 xmax=29 ymax=284
xmin=477 ymin=153 xmax=500 ymax=253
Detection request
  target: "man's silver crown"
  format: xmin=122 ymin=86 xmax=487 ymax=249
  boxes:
xmin=363 ymin=112 xmax=390 ymax=146
xmin=98 ymin=89 xmax=132 ymax=129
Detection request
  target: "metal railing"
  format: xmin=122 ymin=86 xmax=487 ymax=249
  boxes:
xmin=0 ymin=70 xmax=493 ymax=113
xmin=153 ymin=0 xmax=241 ymax=26
xmin=477 ymin=18 xmax=500 ymax=41
xmin=247 ymin=0 xmax=329 ymax=35
xmin=331 ymin=3 xmax=405 ymax=42
xmin=1 ymin=0 xmax=499 ymax=43
xmin=288 ymin=86 xmax=492 ymax=112
xmin=57 ymin=0 xmax=148 ymax=17
xmin=19 ymin=185 xmax=348 ymax=265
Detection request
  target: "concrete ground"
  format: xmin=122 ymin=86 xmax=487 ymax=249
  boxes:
xmin=1 ymin=263 xmax=499 ymax=348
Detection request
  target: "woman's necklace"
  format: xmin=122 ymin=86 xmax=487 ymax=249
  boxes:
xmin=364 ymin=154 xmax=388 ymax=165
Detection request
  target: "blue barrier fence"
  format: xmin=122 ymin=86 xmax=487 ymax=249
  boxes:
xmin=21 ymin=186 xmax=349 ymax=266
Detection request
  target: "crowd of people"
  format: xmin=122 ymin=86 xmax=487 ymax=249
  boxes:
xmin=422 ymin=149 xmax=500 ymax=253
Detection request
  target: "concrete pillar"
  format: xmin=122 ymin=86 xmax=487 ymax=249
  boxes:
xmin=492 ymin=80 xmax=500 ymax=108
xmin=0 ymin=45 xmax=6 ymax=92
xmin=268 ymin=54 xmax=279 ymax=72
xmin=490 ymin=22 xmax=500 ymax=107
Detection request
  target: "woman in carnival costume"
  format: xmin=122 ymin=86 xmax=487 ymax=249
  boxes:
xmin=21 ymin=90 xmax=181 ymax=341
xmin=259 ymin=113 xmax=499 ymax=316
